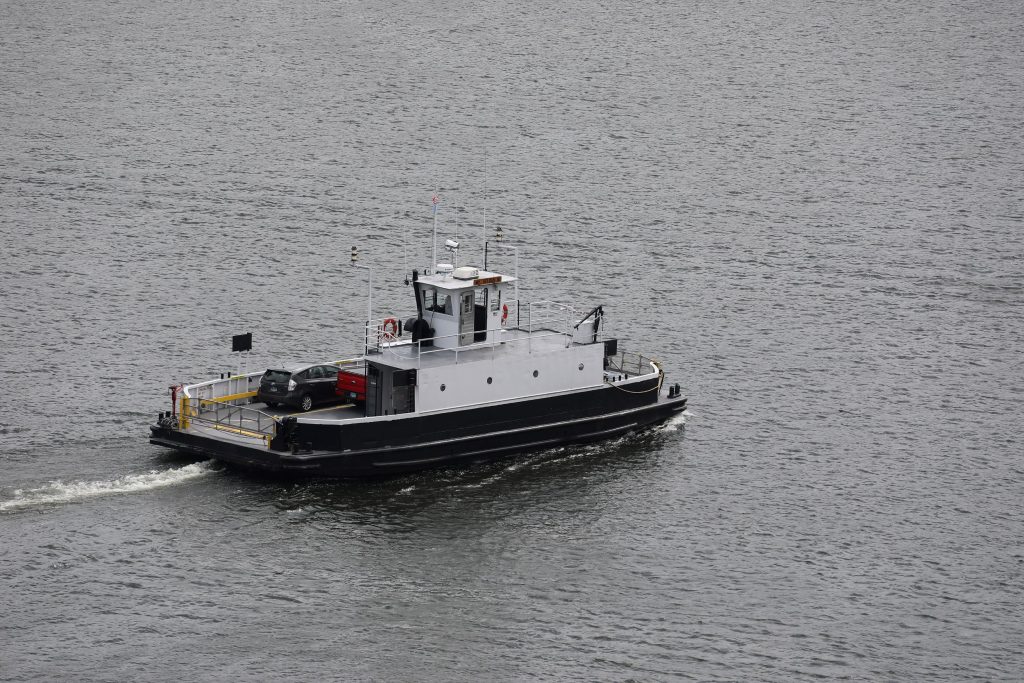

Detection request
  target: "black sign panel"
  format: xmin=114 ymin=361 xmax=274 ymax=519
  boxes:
xmin=232 ymin=332 xmax=252 ymax=352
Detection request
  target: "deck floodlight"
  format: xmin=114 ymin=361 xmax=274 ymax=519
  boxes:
xmin=444 ymin=239 xmax=459 ymax=253
xmin=495 ymin=226 xmax=504 ymax=242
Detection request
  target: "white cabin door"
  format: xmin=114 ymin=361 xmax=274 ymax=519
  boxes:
xmin=459 ymin=291 xmax=475 ymax=345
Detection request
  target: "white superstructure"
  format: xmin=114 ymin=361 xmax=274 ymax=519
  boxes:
xmin=349 ymin=261 xmax=632 ymax=417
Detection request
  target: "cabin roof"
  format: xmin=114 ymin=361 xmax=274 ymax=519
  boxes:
xmin=417 ymin=268 xmax=516 ymax=291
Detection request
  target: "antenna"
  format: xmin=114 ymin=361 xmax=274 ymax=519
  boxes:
xmin=401 ymin=217 xmax=410 ymax=285
xmin=486 ymin=228 xmax=518 ymax=306
xmin=483 ymin=157 xmax=488 ymax=267
xmin=351 ymin=246 xmax=372 ymax=349
xmin=431 ymin=190 xmax=439 ymax=271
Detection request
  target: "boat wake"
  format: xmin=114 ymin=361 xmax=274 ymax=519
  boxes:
xmin=0 ymin=461 xmax=217 ymax=512
xmin=657 ymin=410 xmax=692 ymax=433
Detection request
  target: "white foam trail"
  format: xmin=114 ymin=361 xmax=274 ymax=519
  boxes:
xmin=0 ymin=461 xmax=216 ymax=512
xmin=658 ymin=410 xmax=692 ymax=433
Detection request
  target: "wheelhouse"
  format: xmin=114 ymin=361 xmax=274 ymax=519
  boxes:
xmin=413 ymin=266 xmax=516 ymax=349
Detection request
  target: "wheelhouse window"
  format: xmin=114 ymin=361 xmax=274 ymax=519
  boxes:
xmin=422 ymin=288 xmax=436 ymax=311
xmin=421 ymin=285 xmax=453 ymax=315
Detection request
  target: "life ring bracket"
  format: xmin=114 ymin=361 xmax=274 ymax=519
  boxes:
xmin=379 ymin=317 xmax=400 ymax=342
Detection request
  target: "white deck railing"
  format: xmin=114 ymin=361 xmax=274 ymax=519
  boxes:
xmin=362 ymin=300 xmax=610 ymax=368
xmin=174 ymin=357 xmax=363 ymax=436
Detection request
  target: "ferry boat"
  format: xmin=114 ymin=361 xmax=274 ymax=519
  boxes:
xmin=149 ymin=229 xmax=687 ymax=477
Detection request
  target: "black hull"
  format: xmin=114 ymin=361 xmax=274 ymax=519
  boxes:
xmin=150 ymin=380 xmax=686 ymax=478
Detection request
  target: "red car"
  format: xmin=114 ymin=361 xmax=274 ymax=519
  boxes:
xmin=335 ymin=367 xmax=367 ymax=404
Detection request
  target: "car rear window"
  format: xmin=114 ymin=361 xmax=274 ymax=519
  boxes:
xmin=263 ymin=370 xmax=291 ymax=383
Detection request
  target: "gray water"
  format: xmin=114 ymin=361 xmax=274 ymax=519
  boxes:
xmin=2 ymin=0 xmax=1023 ymax=679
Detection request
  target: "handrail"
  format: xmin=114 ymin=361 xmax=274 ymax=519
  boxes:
xmin=373 ymin=326 xmax=599 ymax=371
xmin=604 ymin=350 xmax=658 ymax=377
xmin=528 ymin=301 xmax=580 ymax=327
xmin=181 ymin=396 xmax=278 ymax=440
xmin=362 ymin=314 xmax=410 ymax=353
xmin=183 ymin=371 xmax=262 ymax=399
xmin=177 ymin=357 xmax=365 ymax=434
xmin=181 ymin=356 xmax=364 ymax=399
xmin=357 ymin=297 xmax=609 ymax=369
xmin=363 ymin=298 xmax=593 ymax=355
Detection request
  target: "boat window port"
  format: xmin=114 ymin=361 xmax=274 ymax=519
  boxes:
xmin=533 ymin=370 xmax=539 ymax=378
xmin=425 ymin=289 xmax=452 ymax=315
xmin=440 ymin=384 xmax=446 ymax=391
xmin=487 ymin=377 xmax=493 ymax=384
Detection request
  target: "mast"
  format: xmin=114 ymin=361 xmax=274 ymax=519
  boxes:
xmin=351 ymin=246 xmax=372 ymax=351
xmin=431 ymin=191 xmax=439 ymax=271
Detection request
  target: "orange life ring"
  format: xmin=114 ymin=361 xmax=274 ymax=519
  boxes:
xmin=380 ymin=317 xmax=399 ymax=341
xmin=501 ymin=304 xmax=509 ymax=326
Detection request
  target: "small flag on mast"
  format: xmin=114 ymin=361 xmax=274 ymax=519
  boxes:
xmin=432 ymin=193 xmax=439 ymax=215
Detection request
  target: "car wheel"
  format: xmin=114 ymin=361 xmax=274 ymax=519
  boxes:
xmin=264 ymin=401 xmax=277 ymax=409
xmin=300 ymin=394 xmax=313 ymax=412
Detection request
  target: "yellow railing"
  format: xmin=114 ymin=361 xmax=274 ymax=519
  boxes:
xmin=206 ymin=390 xmax=257 ymax=404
